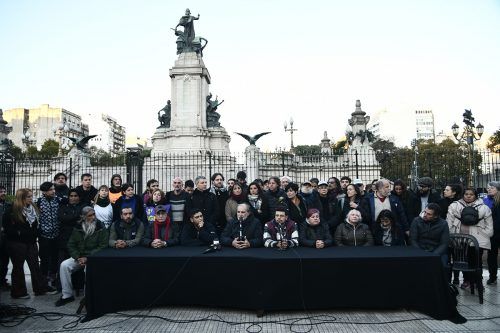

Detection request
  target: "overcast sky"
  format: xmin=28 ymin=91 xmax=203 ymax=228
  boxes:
xmin=1 ymin=0 xmax=499 ymax=151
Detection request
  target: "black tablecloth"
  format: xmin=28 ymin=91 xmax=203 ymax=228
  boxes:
xmin=84 ymin=246 xmax=458 ymax=321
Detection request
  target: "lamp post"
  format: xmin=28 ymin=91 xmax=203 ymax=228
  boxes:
xmin=451 ymin=109 xmax=484 ymax=187
xmin=53 ymin=119 xmax=71 ymax=155
xmin=411 ymin=138 xmax=419 ymax=189
xmin=284 ymin=117 xmax=297 ymax=152
xmin=22 ymin=125 xmax=36 ymax=150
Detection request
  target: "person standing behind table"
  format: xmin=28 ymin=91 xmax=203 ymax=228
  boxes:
xmin=299 ymin=208 xmax=332 ymax=249
xmin=180 ymin=209 xmax=216 ymax=246
xmin=414 ymin=177 xmax=441 ymax=215
xmin=108 ymin=174 xmax=123 ymax=204
xmin=185 ymin=176 xmax=217 ymax=227
xmin=284 ymin=183 xmax=307 ymax=226
xmin=224 ymin=182 xmax=247 ymax=224
xmin=410 ymin=203 xmax=449 ymax=265
xmin=113 ymin=183 xmax=145 ymax=223
xmin=142 ymin=179 xmax=160 ymax=206
xmin=4 ymin=189 xmax=56 ymax=298
xmin=57 ymin=190 xmax=84 ymax=268
xmin=109 ymin=207 xmax=145 ymax=249
xmin=360 ymin=179 xmax=409 ymax=234
xmin=334 ymin=209 xmax=374 ymax=247
xmin=184 ymin=179 xmax=195 ymax=196
xmin=55 ymin=206 xmax=108 ymax=307
xmin=142 ymin=205 xmax=180 ymax=248
xmin=392 ymin=179 xmax=419 ymax=224
xmin=221 ymin=203 xmax=263 ymax=249
xmin=373 ymin=209 xmax=406 ymax=246
xmin=166 ymin=177 xmax=190 ymax=230
xmin=264 ymin=177 xmax=286 ymax=218
xmin=316 ymin=180 xmax=341 ymax=235
xmin=340 ymin=184 xmax=369 ymax=223
xmin=247 ymin=181 xmax=271 ymax=227
xmin=263 ymin=206 xmax=299 ymax=249
xmin=299 ymin=181 xmax=322 ymax=212
xmin=484 ymin=182 xmax=500 ymax=285
xmin=36 ymin=181 xmax=62 ymax=287
xmin=93 ymin=185 xmax=114 ymax=229
xmin=447 ymin=187 xmax=493 ymax=290
xmin=209 ymin=173 xmax=229 ymax=235
xmin=437 ymin=184 xmax=463 ymax=219
xmin=75 ymin=173 xmax=98 ymax=207
xmin=53 ymin=172 xmax=70 ymax=202
xmin=144 ymin=189 xmax=169 ymax=226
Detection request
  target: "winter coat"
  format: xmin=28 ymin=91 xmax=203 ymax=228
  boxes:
xmin=108 ymin=217 xmax=145 ymax=248
xmin=285 ymin=196 xmax=307 ymax=226
xmin=142 ymin=220 xmax=180 ymax=247
xmin=185 ymin=189 xmax=217 ymax=227
xmin=57 ymin=202 xmax=84 ymax=248
xmin=447 ymin=198 xmax=494 ymax=250
xmin=264 ymin=188 xmax=286 ymax=217
xmin=410 ymin=216 xmax=449 ymax=255
xmin=113 ymin=194 xmax=145 ymax=223
xmin=221 ymin=216 xmax=263 ymax=247
xmin=334 ymin=221 xmax=374 ymax=246
xmin=298 ymin=221 xmax=333 ymax=248
xmin=373 ymin=224 xmax=406 ymax=246
xmin=75 ymin=185 xmax=98 ymax=207
xmin=3 ymin=205 xmax=39 ymax=244
xmin=67 ymin=220 xmax=108 ymax=259
xmin=179 ymin=222 xmax=216 ymax=246
xmin=361 ymin=193 xmax=409 ymax=232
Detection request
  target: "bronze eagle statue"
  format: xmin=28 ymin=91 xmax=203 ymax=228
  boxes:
xmin=66 ymin=135 xmax=98 ymax=151
xmin=234 ymin=132 xmax=271 ymax=145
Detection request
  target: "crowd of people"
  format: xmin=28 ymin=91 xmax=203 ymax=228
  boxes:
xmin=0 ymin=171 xmax=499 ymax=307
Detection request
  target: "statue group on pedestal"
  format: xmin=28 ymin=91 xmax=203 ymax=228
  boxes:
xmin=173 ymin=8 xmax=208 ymax=56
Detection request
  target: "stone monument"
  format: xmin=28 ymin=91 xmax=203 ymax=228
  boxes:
xmin=151 ymin=9 xmax=231 ymax=154
xmin=0 ymin=109 xmax=13 ymax=152
xmin=347 ymin=100 xmax=375 ymax=151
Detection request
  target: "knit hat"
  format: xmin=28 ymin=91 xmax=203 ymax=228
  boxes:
xmin=418 ymin=177 xmax=433 ymax=187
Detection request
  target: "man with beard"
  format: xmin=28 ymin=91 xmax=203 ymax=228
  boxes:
xmin=221 ymin=203 xmax=262 ymax=249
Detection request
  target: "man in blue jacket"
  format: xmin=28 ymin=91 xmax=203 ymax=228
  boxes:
xmin=361 ymin=179 xmax=409 ymax=234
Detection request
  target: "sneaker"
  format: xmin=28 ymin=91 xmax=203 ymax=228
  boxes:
xmin=460 ymin=281 xmax=470 ymax=289
xmin=55 ymin=296 xmax=75 ymax=307
xmin=45 ymin=285 xmax=59 ymax=295
xmin=12 ymin=294 xmax=30 ymax=299
xmin=487 ymin=278 xmax=497 ymax=285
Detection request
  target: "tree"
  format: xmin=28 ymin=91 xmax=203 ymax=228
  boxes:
xmin=8 ymin=144 xmax=23 ymax=159
xmin=39 ymin=139 xmax=59 ymax=158
xmin=487 ymin=129 xmax=500 ymax=153
xmin=293 ymin=145 xmax=321 ymax=156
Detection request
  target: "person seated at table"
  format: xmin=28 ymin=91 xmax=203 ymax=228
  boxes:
xmin=109 ymin=207 xmax=145 ymax=249
xmin=180 ymin=209 xmax=216 ymax=246
xmin=221 ymin=203 xmax=263 ymax=249
xmin=299 ymin=208 xmax=332 ymax=248
xmin=373 ymin=209 xmax=406 ymax=246
xmin=56 ymin=206 xmax=108 ymax=307
xmin=263 ymin=206 xmax=299 ymax=249
xmin=334 ymin=209 xmax=374 ymax=246
xmin=142 ymin=205 xmax=180 ymax=248
xmin=410 ymin=203 xmax=449 ymax=265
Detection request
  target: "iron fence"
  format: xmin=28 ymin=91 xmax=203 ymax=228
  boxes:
xmin=1 ymin=148 xmax=499 ymax=198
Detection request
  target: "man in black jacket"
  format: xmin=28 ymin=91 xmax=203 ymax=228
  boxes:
xmin=75 ymin=173 xmax=98 ymax=206
xmin=185 ymin=176 xmax=217 ymax=227
xmin=221 ymin=203 xmax=263 ymax=249
xmin=410 ymin=203 xmax=449 ymax=265
xmin=180 ymin=209 xmax=216 ymax=246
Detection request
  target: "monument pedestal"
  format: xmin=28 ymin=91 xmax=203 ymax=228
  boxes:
xmin=151 ymin=51 xmax=231 ymax=155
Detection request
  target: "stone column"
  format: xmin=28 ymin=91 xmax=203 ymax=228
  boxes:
xmin=0 ymin=109 xmax=12 ymax=152
xmin=244 ymin=145 xmax=260 ymax=183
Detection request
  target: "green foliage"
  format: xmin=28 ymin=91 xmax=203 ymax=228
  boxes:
xmin=26 ymin=146 xmax=38 ymax=158
xmin=487 ymin=129 xmax=500 ymax=153
xmin=372 ymin=138 xmax=482 ymax=187
xmin=8 ymin=144 xmax=23 ymax=159
xmin=89 ymin=146 xmax=126 ymax=166
xmin=293 ymin=145 xmax=321 ymax=156
xmin=39 ymin=139 xmax=60 ymax=157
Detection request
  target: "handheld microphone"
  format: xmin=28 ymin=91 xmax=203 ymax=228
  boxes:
xmin=238 ymin=217 xmax=245 ymax=242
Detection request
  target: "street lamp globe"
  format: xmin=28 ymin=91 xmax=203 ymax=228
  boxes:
xmin=476 ymin=123 xmax=484 ymax=138
xmin=451 ymin=123 xmax=459 ymax=138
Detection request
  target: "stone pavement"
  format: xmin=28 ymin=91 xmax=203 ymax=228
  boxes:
xmin=0 ymin=271 xmax=499 ymax=333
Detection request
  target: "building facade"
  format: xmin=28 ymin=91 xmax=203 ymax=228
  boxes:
xmin=415 ymin=110 xmax=435 ymax=142
xmin=87 ymin=114 xmax=126 ymax=155
xmin=3 ymin=104 xmax=88 ymax=151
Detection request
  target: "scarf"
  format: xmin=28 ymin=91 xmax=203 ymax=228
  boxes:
xmin=247 ymin=194 xmax=262 ymax=210
xmin=82 ymin=220 xmax=96 ymax=239
xmin=23 ymin=204 xmax=38 ymax=226
xmin=95 ymin=196 xmax=110 ymax=207
xmin=231 ymin=192 xmax=245 ymax=202
xmin=154 ymin=217 xmax=171 ymax=241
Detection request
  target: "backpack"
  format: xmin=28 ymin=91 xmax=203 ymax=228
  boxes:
xmin=459 ymin=202 xmax=480 ymax=226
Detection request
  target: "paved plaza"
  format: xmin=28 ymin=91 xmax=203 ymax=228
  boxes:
xmin=0 ymin=269 xmax=499 ymax=333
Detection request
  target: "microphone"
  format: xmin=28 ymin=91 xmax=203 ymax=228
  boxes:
xmin=238 ymin=217 xmax=245 ymax=242
xmin=203 ymin=232 xmax=220 ymax=254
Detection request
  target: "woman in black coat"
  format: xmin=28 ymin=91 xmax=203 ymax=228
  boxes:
xmin=299 ymin=208 xmax=332 ymax=248
xmin=373 ymin=209 xmax=406 ymax=246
